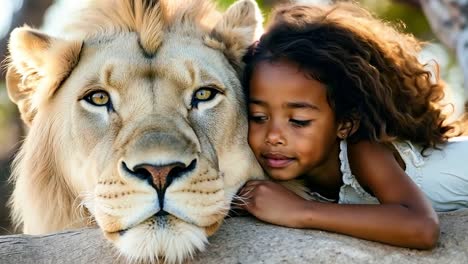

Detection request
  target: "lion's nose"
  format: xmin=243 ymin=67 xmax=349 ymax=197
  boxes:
xmin=123 ymin=159 xmax=195 ymax=193
xmin=123 ymin=160 xmax=196 ymax=210
xmin=134 ymin=163 xmax=180 ymax=190
xmin=129 ymin=160 xmax=197 ymax=191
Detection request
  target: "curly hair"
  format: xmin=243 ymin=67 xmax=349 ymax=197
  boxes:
xmin=243 ymin=2 xmax=464 ymax=153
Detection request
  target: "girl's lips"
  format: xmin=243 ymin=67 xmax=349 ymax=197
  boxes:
xmin=262 ymin=153 xmax=294 ymax=169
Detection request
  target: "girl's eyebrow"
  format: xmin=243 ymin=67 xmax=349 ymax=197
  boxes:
xmin=286 ymin=102 xmax=320 ymax=111
xmin=249 ymin=99 xmax=320 ymax=111
xmin=249 ymin=98 xmax=266 ymax=106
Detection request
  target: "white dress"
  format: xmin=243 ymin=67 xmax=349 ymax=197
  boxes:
xmin=338 ymin=137 xmax=468 ymax=212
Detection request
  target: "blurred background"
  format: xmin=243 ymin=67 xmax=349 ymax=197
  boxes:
xmin=0 ymin=0 xmax=464 ymax=234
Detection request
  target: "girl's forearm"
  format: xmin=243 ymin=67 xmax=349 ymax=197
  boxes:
xmin=298 ymin=201 xmax=439 ymax=249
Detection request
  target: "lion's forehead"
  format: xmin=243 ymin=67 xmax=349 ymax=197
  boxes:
xmin=82 ymin=33 xmax=233 ymax=89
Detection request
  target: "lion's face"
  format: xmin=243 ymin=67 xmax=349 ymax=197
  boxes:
xmin=6 ymin=0 xmax=263 ymax=262
xmin=69 ymin=32 xmax=256 ymax=261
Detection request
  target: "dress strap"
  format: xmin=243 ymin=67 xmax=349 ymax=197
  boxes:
xmin=339 ymin=140 xmax=372 ymax=198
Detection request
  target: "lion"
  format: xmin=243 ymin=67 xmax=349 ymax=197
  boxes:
xmin=5 ymin=0 xmax=266 ymax=262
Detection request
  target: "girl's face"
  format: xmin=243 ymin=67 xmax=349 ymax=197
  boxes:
xmin=248 ymin=60 xmax=341 ymax=181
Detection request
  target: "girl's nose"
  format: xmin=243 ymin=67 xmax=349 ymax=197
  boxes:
xmin=265 ymin=124 xmax=286 ymax=146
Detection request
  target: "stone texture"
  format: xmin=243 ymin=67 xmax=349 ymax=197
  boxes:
xmin=0 ymin=209 xmax=467 ymax=264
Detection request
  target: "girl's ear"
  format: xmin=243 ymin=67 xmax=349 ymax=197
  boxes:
xmin=336 ymin=119 xmax=359 ymax=139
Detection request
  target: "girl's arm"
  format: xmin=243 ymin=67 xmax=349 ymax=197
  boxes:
xmin=238 ymin=141 xmax=439 ymax=249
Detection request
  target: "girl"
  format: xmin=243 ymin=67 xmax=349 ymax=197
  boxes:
xmin=237 ymin=2 xmax=468 ymax=250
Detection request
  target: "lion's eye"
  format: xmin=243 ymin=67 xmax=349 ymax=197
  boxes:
xmin=195 ymin=89 xmax=212 ymax=100
xmin=191 ymin=87 xmax=219 ymax=108
xmin=84 ymin=91 xmax=110 ymax=107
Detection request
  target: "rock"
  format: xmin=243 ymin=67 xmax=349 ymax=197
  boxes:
xmin=0 ymin=209 xmax=467 ymax=264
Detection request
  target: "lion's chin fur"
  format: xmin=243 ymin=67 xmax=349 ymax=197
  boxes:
xmin=106 ymin=216 xmax=210 ymax=264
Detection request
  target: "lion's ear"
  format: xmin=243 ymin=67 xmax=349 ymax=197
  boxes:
xmin=205 ymin=0 xmax=263 ymax=72
xmin=6 ymin=26 xmax=82 ymax=126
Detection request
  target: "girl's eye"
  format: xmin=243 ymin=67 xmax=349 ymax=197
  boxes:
xmin=191 ymin=87 xmax=219 ymax=108
xmin=249 ymin=115 xmax=268 ymax=123
xmin=84 ymin=91 xmax=110 ymax=107
xmin=290 ymin=119 xmax=311 ymax=127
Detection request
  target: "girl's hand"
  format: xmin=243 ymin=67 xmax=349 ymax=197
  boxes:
xmin=235 ymin=180 xmax=310 ymax=228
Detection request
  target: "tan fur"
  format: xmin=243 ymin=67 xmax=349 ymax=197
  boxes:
xmin=6 ymin=27 xmax=82 ymax=125
xmin=6 ymin=0 xmax=264 ymax=263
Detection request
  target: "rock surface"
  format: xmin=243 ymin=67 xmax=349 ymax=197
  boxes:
xmin=0 ymin=210 xmax=467 ymax=264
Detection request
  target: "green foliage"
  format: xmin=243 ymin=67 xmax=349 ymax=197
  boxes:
xmin=216 ymin=1 xmax=432 ymax=39
xmin=376 ymin=3 xmax=433 ymax=40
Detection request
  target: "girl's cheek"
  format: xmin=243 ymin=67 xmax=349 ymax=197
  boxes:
xmin=248 ymin=127 xmax=262 ymax=150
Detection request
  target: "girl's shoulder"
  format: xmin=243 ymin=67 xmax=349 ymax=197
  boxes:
xmin=338 ymin=140 xmax=379 ymax=204
xmin=343 ymin=140 xmax=404 ymax=189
